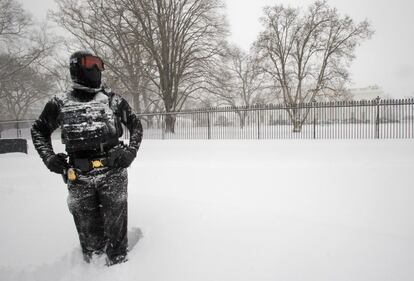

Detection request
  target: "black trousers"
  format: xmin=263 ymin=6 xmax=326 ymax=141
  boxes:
xmin=67 ymin=167 xmax=128 ymax=263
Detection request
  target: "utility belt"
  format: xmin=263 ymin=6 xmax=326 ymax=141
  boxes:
xmin=63 ymin=157 xmax=112 ymax=184
xmin=71 ymin=157 xmax=112 ymax=172
xmin=68 ymin=141 xmax=125 ymax=172
xmin=63 ymin=143 xmax=126 ymax=183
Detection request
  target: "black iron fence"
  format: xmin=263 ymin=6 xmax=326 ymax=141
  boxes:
xmin=1 ymin=98 xmax=413 ymax=140
xmin=138 ymin=98 xmax=414 ymax=139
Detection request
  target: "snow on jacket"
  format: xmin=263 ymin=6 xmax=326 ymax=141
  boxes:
xmin=31 ymin=88 xmax=143 ymax=162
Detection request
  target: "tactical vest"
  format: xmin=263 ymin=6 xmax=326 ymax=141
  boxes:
xmin=58 ymin=91 xmax=122 ymax=153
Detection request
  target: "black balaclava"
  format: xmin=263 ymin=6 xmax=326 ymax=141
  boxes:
xmin=69 ymin=50 xmax=102 ymax=89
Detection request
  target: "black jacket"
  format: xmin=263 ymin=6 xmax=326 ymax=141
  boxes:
xmin=31 ymin=88 xmax=143 ymax=164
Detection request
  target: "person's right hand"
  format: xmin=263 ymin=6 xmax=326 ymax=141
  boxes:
xmin=45 ymin=153 xmax=69 ymax=174
xmin=108 ymin=145 xmax=137 ymax=168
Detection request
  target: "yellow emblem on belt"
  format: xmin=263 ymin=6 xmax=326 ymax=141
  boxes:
xmin=91 ymin=160 xmax=104 ymax=168
xmin=67 ymin=168 xmax=77 ymax=181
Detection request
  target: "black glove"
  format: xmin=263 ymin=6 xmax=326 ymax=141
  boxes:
xmin=109 ymin=146 xmax=136 ymax=168
xmin=44 ymin=153 xmax=69 ymax=174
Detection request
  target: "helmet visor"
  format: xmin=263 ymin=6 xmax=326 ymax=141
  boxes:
xmin=80 ymin=56 xmax=105 ymax=71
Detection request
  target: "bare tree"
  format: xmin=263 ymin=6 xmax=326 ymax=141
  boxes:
xmin=0 ymin=0 xmax=30 ymax=40
xmin=117 ymin=0 xmax=228 ymax=132
xmin=255 ymin=0 xmax=373 ymax=131
xmin=0 ymin=0 xmax=52 ymax=85
xmin=39 ymin=53 xmax=72 ymax=94
xmin=0 ymin=55 xmax=54 ymax=120
xmin=203 ymin=46 xmax=273 ymax=128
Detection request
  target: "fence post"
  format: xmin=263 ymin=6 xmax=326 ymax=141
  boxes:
xmin=16 ymin=121 xmax=19 ymax=138
xmin=161 ymin=114 xmax=165 ymax=140
xmin=312 ymin=99 xmax=317 ymax=139
xmin=257 ymin=108 xmax=260 ymax=139
xmin=207 ymin=111 xmax=211 ymax=139
xmin=375 ymin=96 xmax=381 ymax=139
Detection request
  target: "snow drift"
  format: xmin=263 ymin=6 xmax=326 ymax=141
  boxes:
xmin=0 ymin=140 xmax=413 ymax=281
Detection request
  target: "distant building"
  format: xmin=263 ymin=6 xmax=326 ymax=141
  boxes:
xmin=349 ymin=85 xmax=385 ymax=101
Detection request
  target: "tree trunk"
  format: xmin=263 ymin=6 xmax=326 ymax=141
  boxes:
xmin=292 ymin=119 xmax=302 ymax=133
xmin=165 ymin=114 xmax=176 ymax=133
xmin=157 ymin=116 xmax=162 ymax=129
xmin=146 ymin=115 xmax=155 ymax=129
xmin=132 ymin=93 xmax=141 ymax=114
xmin=237 ymin=111 xmax=247 ymax=129
xmin=289 ymin=107 xmax=303 ymax=133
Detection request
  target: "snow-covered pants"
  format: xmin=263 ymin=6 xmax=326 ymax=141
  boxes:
xmin=67 ymin=167 xmax=128 ymax=263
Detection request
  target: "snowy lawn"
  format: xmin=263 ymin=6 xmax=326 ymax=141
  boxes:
xmin=0 ymin=140 xmax=413 ymax=281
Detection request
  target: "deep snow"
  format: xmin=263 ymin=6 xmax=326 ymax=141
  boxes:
xmin=0 ymin=140 xmax=413 ymax=281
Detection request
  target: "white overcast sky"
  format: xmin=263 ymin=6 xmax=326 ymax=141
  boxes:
xmin=19 ymin=0 xmax=414 ymax=97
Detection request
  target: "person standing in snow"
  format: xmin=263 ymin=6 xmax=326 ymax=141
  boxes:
xmin=31 ymin=50 xmax=143 ymax=265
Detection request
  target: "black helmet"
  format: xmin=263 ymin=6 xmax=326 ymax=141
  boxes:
xmin=69 ymin=50 xmax=104 ymax=89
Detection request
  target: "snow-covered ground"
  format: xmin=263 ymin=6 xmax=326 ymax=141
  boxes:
xmin=0 ymin=140 xmax=413 ymax=281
